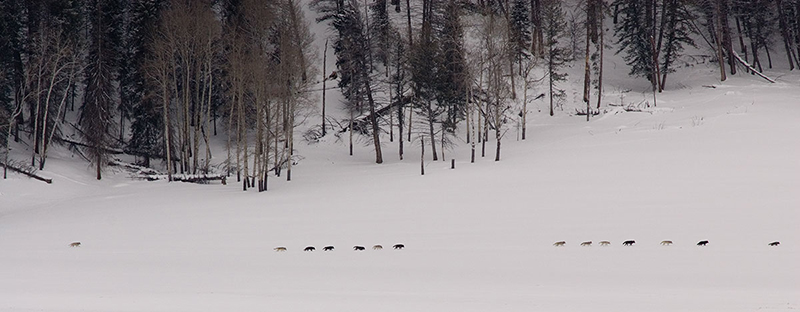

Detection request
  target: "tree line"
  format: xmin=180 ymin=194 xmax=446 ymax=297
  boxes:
xmin=1 ymin=0 xmax=798 ymax=187
xmin=0 ymin=0 xmax=314 ymax=191
xmin=313 ymin=0 xmax=799 ymax=166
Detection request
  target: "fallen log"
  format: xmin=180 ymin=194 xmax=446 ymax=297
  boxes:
xmin=575 ymin=108 xmax=601 ymax=116
xmin=61 ymin=138 xmax=124 ymax=154
xmin=172 ymin=174 xmax=227 ymax=185
xmin=1 ymin=162 xmax=53 ymax=184
xmin=108 ymin=160 xmax=161 ymax=176
xmin=732 ymin=51 xmax=776 ymax=83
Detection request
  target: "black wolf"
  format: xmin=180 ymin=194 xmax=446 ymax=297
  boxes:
xmin=622 ymin=240 xmax=635 ymax=246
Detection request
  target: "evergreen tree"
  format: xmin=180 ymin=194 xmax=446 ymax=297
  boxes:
xmin=0 ymin=0 xmax=26 ymax=145
xmin=0 ymin=0 xmax=24 ymax=135
xmin=510 ymin=0 xmax=532 ymax=67
xmin=733 ymin=0 xmax=776 ymax=72
xmin=748 ymin=0 xmax=777 ymax=70
xmin=436 ymin=0 xmax=467 ymax=135
xmin=370 ymin=0 xmax=390 ymax=69
xmin=777 ymin=0 xmax=798 ymax=69
xmin=124 ymin=0 xmax=165 ymax=167
xmin=315 ymin=0 xmax=383 ymax=163
xmin=614 ymin=0 xmax=657 ymax=84
xmin=410 ymin=0 xmax=444 ymax=160
xmin=81 ymin=0 xmax=123 ymax=180
xmin=542 ymin=0 xmax=568 ymax=116
xmin=659 ymin=0 xmax=695 ymax=89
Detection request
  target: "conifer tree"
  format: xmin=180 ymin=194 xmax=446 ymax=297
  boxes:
xmin=511 ymin=0 xmax=532 ymax=70
xmin=659 ymin=0 xmax=695 ymax=89
xmin=437 ymin=0 xmax=468 ymax=138
xmin=410 ymin=0 xmax=442 ymax=161
xmin=614 ymin=0 xmax=657 ymax=87
xmin=542 ymin=0 xmax=568 ymax=116
xmin=125 ymin=0 xmax=165 ymax=167
xmin=82 ymin=0 xmax=123 ymax=180
xmin=315 ymin=0 xmax=383 ymax=163
xmin=370 ymin=0 xmax=391 ymax=70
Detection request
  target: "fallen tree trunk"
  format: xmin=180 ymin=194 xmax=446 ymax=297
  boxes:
xmin=61 ymin=138 xmax=124 ymax=154
xmin=575 ymin=108 xmax=601 ymax=116
xmin=108 ymin=160 xmax=223 ymax=184
xmin=1 ymin=162 xmax=53 ymax=184
xmin=733 ymin=51 xmax=776 ymax=83
xmin=172 ymin=174 xmax=227 ymax=185
xmin=339 ymin=95 xmax=411 ymax=134
xmin=108 ymin=160 xmax=161 ymax=176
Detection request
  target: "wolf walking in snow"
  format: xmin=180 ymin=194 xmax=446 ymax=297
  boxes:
xmin=660 ymin=240 xmax=673 ymax=246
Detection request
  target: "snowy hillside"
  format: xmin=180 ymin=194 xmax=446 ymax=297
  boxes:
xmin=1 ymin=65 xmax=798 ymax=311
xmin=2 ymin=1 xmax=800 ymax=311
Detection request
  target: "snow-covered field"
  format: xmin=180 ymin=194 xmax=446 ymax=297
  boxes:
xmin=2 ymin=2 xmax=800 ymax=307
xmin=1 ymin=67 xmax=798 ymax=311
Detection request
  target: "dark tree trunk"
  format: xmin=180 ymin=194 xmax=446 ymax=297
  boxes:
xmin=420 ymin=137 xmax=424 ymax=175
xmin=364 ymin=75 xmax=383 ymax=164
xmin=427 ymin=102 xmax=438 ymax=161
xmin=397 ymin=45 xmax=404 ymax=160
xmin=406 ymin=0 xmax=412 ymax=47
xmin=597 ymin=2 xmax=604 ymax=110
xmin=776 ymin=0 xmax=795 ymax=70
xmin=322 ymin=39 xmax=328 ymax=136
xmin=719 ymin=0 xmax=736 ymax=75
xmin=735 ymin=16 xmax=748 ymax=64
xmin=714 ymin=0 xmax=727 ymax=81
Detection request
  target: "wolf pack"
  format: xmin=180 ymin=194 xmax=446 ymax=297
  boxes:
xmin=273 ymin=244 xmax=405 ymax=252
xmin=552 ymin=240 xmax=781 ymax=247
xmin=68 ymin=240 xmax=782 ymax=249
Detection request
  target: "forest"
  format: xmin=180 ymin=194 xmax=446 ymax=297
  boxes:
xmin=1 ymin=0 xmax=799 ymax=190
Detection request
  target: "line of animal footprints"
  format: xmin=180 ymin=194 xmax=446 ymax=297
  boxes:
xmin=274 ymin=244 xmax=405 ymax=252
xmin=553 ymin=240 xmax=781 ymax=247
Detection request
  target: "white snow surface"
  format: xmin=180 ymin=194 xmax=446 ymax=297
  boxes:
xmin=2 ymin=70 xmax=798 ymax=311
xmin=2 ymin=5 xmax=800 ymax=310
